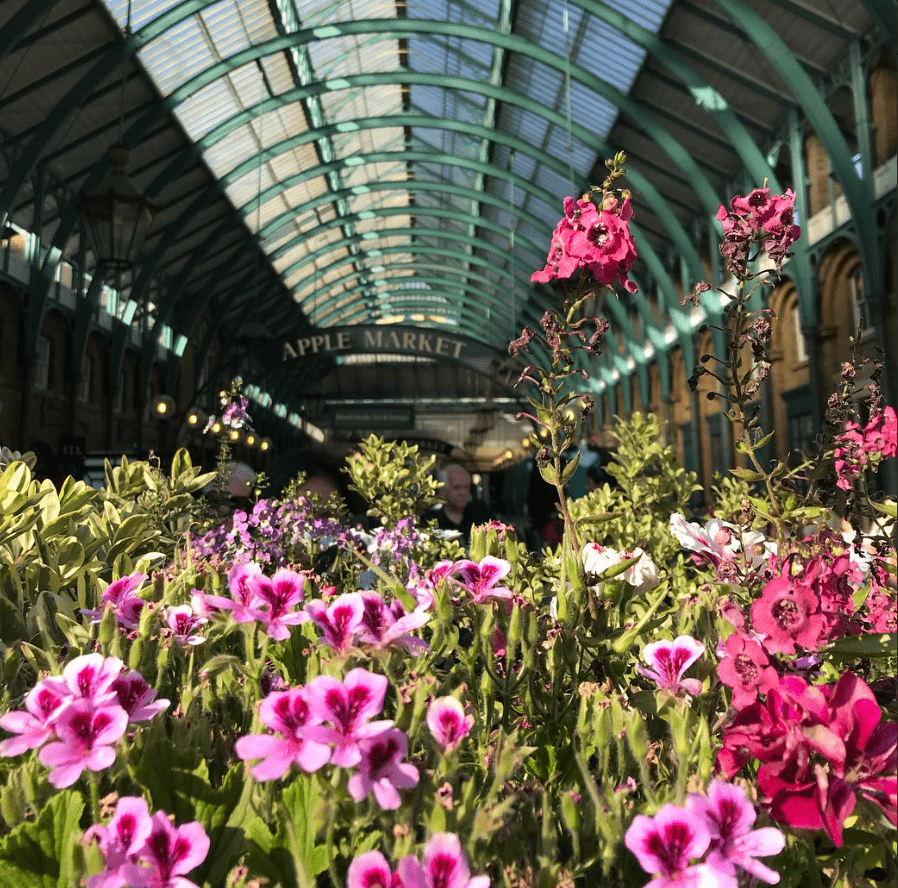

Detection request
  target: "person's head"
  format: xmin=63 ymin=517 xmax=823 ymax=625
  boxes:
xmin=440 ymin=463 xmax=472 ymax=514
xmin=225 ymin=462 xmax=256 ymax=507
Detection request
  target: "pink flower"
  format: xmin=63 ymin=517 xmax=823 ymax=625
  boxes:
xmin=85 ymin=795 xmax=153 ymax=888
xmin=426 ymin=697 xmax=473 ymax=752
xmin=346 ymin=851 xmax=396 ymax=888
xmin=121 ymin=810 xmax=209 ymax=888
xmin=63 ymin=653 xmax=124 ymax=704
xmin=197 ymin=561 xmax=263 ymax=623
xmin=111 ymin=672 xmax=170 ymax=723
xmin=624 ymin=805 xmax=715 ymax=888
xmin=38 ymin=698 xmax=129 ymax=788
xmin=247 ymin=568 xmax=307 ymax=640
xmin=637 ymin=636 xmax=705 ymax=696
xmin=751 ymin=572 xmax=826 ymax=655
xmin=452 ymin=557 xmax=513 ymax=604
xmin=234 ymin=687 xmax=331 ymax=780
xmin=358 ymin=591 xmax=430 ymax=653
xmin=165 ymin=606 xmax=207 ymax=646
xmin=304 ymin=668 xmax=393 ymax=767
xmin=347 ymin=727 xmax=419 ymax=809
xmin=86 ymin=572 xmax=148 ymax=629
xmin=398 ymin=833 xmax=490 ymax=888
xmin=0 ymin=676 xmax=70 ymax=756
xmin=716 ymin=635 xmax=778 ymax=710
xmin=305 ymin=592 xmax=365 ymax=651
xmin=687 ymin=780 xmax=784 ymax=884
xmin=531 ymin=194 xmax=638 ymax=294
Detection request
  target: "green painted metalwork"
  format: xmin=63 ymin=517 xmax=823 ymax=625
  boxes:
xmin=858 ymin=0 xmax=898 ymax=53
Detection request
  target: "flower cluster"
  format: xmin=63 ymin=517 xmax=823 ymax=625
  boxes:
xmin=833 ymin=404 xmax=897 ymax=490
xmin=625 ymin=780 xmax=785 ymax=888
xmin=716 ymin=187 xmax=800 ymax=275
xmin=85 ymin=795 xmax=209 ymax=888
xmin=669 ymin=513 xmax=775 ymax=586
xmin=531 ymin=193 xmax=638 ymax=293
xmin=0 ymin=655 xmax=168 ymax=787
xmin=717 ymin=671 xmax=897 ymax=846
xmin=235 ymin=668 xmax=419 ymax=810
xmin=83 ymin=571 xmax=149 ymax=630
xmin=347 ymin=833 xmax=488 ymax=888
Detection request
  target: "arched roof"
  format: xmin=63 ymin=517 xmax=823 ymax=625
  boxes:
xmin=0 ymin=0 xmax=892 ymax=463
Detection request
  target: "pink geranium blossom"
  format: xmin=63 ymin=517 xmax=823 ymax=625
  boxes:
xmin=38 ymin=698 xmax=129 ymax=788
xmin=624 ymin=804 xmax=715 ymax=888
xmin=452 ymin=556 xmax=513 ymax=604
xmin=398 ymin=833 xmax=490 ymax=888
xmin=358 ymin=591 xmax=430 ymax=653
xmin=246 ymin=568 xmax=307 ymax=640
xmin=85 ymin=795 xmax=153 ymax=888
xmin=235 ymin=687 xmax=331 ymax=780
xmin=0 ymin=676 xmax=70 ymax=756
xmin=305 ymin=592 xmax=365 ymax=651
xmin=111 ymin=672 xmax=170 ymax=723
xmin=165 ymin=606 xmax=207 ymax=646
xmin=637 ymin=636 xmax=705 ymax=696
xmin=305 ymin=668 xmax=393 ymax=767
xmin=63 ymin=653 xmax=124 ymax=704
xmin=687 ymin=780 xmax=785 ymax=884
xmin=347 ymin=727 xmax=419 ymax=809
xmin=196 ymin=561 xmax=263 ymax=623
xmin=426 ymin=696 xmax=473 ymax=752
xmin=84 ymin=572 xmax=148 ymax=629
xmin=346 ymin=851 xmax=396 ymax=888
xmin=121 ymin=810 xmax=210 ymax=888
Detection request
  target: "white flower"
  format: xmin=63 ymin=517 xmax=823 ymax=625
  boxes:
xmin=621 ymin=547 xmax=660 ymax=593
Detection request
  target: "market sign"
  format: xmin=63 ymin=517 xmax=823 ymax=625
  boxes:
xmin=330 ymin=405 xmax=414 ymax=430
xmin=279 ymin=325 xmax=492 ymax=368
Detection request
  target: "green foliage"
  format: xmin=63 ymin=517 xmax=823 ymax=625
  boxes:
xmin=344 ymin=434 xmax=441 ymax=526
xmin=570 ymin=412 xmax=700 ymax=561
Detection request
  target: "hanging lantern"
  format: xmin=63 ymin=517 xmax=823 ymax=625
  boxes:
xmin=77 ymin=144 xmax=156 ymax=271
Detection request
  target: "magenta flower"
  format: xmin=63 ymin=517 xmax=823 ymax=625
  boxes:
xmin=347 ymin=727 xmax=419 ymax=810
xmin=716 ymin=635 xmax=778 ymax=710
xmin=305 ymin=668 xmax=393 ymax=767
xmin=687 ymin=780 xmax=785 ymax=884
xmin=453 ymin=556 xmax=513 ymax=604
xmin=0 ymin=676 xmax=70 ymax=756
xmin=624 ymin=804 xmax=715 ymax=888
xmin=38 ymin=698 xmax=129 ymax=788
xmin=358 ymin=591 xmax=430 ymax=653
xmin=305 ymin=592 xmax=365 ymax=652
xmin=111 ymin=672 xmax=170 ymax=723
xmin=121 ymin=810 xmax=210 ymax=888
xmin=247 ymin=568 xmax=308 ymax=640
xmin=85 ymin=795 xmax=153 ymax=888
xmin=85 ymin=572 xmax=148 ymax=629
xmin=426 ymin=696 xmax=473 ymax=752
xmin=165 ymin=605 xmax=207 ymax=646
xmin=346 ymin=851 xmax=396 ymax=888
xmin=531 ymin=194 xmax=638 ymax=294
xmin=62 ymin=653 xmax=124 ymax=704
xmin=398 ymin=833 xmax=490 ymax=888
xmin=751 ymin=572 xmax=825 ymax=655
xmin=197 ymin=561 xmax=263 ymax=623
xmin=637 ymin=636 xmax=705 ymax=697
xmin=235 ymin=687 xmax=331 ymax=780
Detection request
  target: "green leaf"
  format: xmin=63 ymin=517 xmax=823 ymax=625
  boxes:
xmin=0 ymin=790 xmax=84 ymax=888
xmin=827 ymin=633 xmax=896 ymax=659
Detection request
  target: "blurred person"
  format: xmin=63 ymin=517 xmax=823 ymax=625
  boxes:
xmin=424 ymin=462 xmax=493 ymax=547
xmin=224 ymin=461 xmax=256 ymax=511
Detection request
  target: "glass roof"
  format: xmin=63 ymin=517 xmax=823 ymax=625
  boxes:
xmin=97 ymin=0 xmax=675 ymax=345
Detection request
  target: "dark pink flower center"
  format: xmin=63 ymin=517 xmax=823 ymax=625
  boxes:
xmin=367 ymin=737 xmax=399 ymax=775
xmin=734 ymin=655 xmax=758 ymax=685
xmin=647 ymin=822 xmax=692 ymax=874
xmin=772 ymin=597 xmax=803 ymax=629
xmin=115 ymin=814 xmax=137 ymax=846
xmin=429 ymin=854 xmax=457 ymax=888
